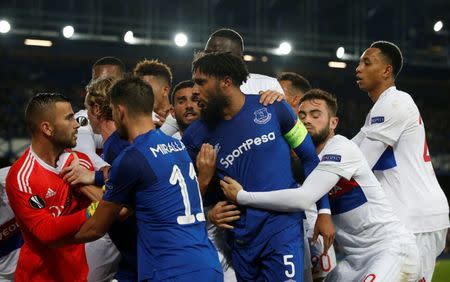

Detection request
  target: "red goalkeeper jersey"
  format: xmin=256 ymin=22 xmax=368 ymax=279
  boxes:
xmin=6 ymin=148 xmax=93 ymax=282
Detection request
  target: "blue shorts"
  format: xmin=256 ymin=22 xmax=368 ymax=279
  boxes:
xmin=151 ymin=268 xmax=223 ymax=282
xmin=232 ymin=223 xmax=304 ymax=282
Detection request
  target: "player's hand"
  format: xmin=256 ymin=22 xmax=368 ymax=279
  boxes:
xmin=79 ymin=185 xmax=104 ymax=202
xmin=207 ymin=201 xmax=241 ymax=230
xmin=259 ymin=90 xmax=284 ymax=106
xmin=220 ymin=176 xmax=243 ymax=203
xmin=61 ymin=153 xmax=95 ymax=185
xmin=196 ymin=143 xmax=217 ymax=194
xmin=312 ymin=213 xmax=335 ymax=255
xmin=153 ymin=113 xmax=166 ymax=127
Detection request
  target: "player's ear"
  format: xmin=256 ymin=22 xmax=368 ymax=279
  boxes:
xmin=221 ymin=76 xmax=233 ymax=88
xmin=383 ymin=64 xmax=393 ymax=80
xmin=330 ymin=116 xmax=339 ymax=130
xmin=41 ymin=121 xmax=53 ymax=137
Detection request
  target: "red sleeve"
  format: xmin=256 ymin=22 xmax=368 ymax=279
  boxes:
xmin=6 ymin=170 xmax=87 ymax=245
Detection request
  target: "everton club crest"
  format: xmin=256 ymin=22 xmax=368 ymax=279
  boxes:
xmin=253 ymin=108 xmax=272 ymax=124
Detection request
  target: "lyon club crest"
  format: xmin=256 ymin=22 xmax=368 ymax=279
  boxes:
xmin=253 ymin=108 xmax=272 ymax=124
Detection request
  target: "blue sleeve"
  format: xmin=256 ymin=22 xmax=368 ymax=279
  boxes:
xmin=103 ymin=148 xmax=156 ymax=205
xmin=274 ymin=101 xmax=330 ymax=210
xmin=181 ymin=120 xmax=206 ymax=163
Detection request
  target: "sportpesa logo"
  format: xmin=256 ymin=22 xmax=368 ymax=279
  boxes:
xmin=219 ymin=132 xmax=276 ymax=168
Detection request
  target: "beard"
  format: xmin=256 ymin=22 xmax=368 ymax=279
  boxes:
xmin=51 ymin=128 xmax=77 ymax=150
xmin=310 ymin=125 xmax=330 ymax=146
xmin=200 ymin=90 xmax=230 ymax=130
xmin=115 ymin=122 xmax=128 ymax=141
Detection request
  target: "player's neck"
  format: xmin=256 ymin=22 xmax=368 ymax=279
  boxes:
xmin=126 ymin=116 xmax=155 ymax=142
xmin=99 ymin=120 xmax=116 ymax=142
xmin=316 ymin=132 xmax=335 ymax=154
xmin=368 ymin=81 xmax=395 ymax=103
xmin=223 ymin=90 xmax=245 ymax=120
xmin=31 ymin=138 xmax=64 ymax=167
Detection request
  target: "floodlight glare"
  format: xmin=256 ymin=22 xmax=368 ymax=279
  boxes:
xmin=62 ymin=25 xmax=74 ymax=38
xmin=277 ymin=42 xmax=292 ymax=55
xmin=434 ymin=21 xmax=443 ymax=32
xmin=174 ymin=33 xmax=188 ymax=47
xmin=0 ymin=20 xmax=11 ymax=34
xmin=124 ymin=31 xmax=135 ymax=44
xmin=336 ymin=47 xmax=345 ymax=59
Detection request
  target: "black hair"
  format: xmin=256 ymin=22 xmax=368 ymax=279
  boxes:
xmin=278 ymin=72 xmax=312 ymax=94
xmin=192 ymin=52 xmax=249 ymax=87
xmin=92 ymin=56 xmax=126 ymax=73
xmin=25 ymin=93 xmax=70 ymax=133
xmin=108 ymin=75 xmax=154 ymax=116
xmin=300 ymin=88 xmax=338 ymax=116
xmin=170 ymin=80 xmax=194 ymax=105
xmin=133 ymin=59 xmax=173 ymax=87
xmin=370 ymin=41 xmax=403 ymax=78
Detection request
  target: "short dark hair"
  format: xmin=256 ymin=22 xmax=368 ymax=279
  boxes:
xmin=108 ymin=75 xmax=154 ymax=116
xmin=210 ymin=28 xmax=244 ymax=53
xmin=192 ymin=52 xmax=249 ymax=87
xmin=170 ymin=80 xmax=194 ymax=105
xmin=92 ymin=56 xmax=126 ymax=73
xmin=133 ymin=59 xmax=173 ymax=87
xmin=278 ymin=72 xmax=312 ymax=94
xmin=25 ymin=93 xmax=70 ymax=134
xmin=300 ymin=88 xmax=338 ymax=116
xmin=370 ymin=41 xmax=403 ymax=78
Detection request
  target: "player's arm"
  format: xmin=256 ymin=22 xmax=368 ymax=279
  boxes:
xmin=67 ymin=148 xmax=144 ymax=244
xmin=274 ymin=101 xmax=330 ymax=212
xmin=6 ymin=183 xmax=87 ymax=245
xmin=181 ymin=123 xmax=214 ymax=194
xmin=355 ymin=102 xmax=407 ymax=169
xmin=221 ymin=170 xmax=339 ymax=212
xmin=71 ymin=200 xmax=122 ymax=243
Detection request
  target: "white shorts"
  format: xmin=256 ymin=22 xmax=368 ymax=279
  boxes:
xmin=0 ymin=248 xmax=19 ymax=281
xmin=309 ymin=236 xmax=337 ymax=279
xmin=415 ymin=228 xmax=448 ymax=282
xmin=325 ymin=236 xmax=419 ymax=282
xmin=85 ymin=234 xmax=121 ymax=282
xmin=207 ymin=221 xmax=236 ymax=282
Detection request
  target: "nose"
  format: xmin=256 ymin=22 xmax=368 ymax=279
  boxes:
xmin=355 ymin=63 xmax=361 ymax=74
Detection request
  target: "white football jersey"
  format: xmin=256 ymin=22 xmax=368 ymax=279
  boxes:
xmin=316 ymin=135 xmax=413 ymax=256
xmin=356 ymin=86 xmax=449 ymax=233
xmin=74 ymin=109 xmax=108 ymax=170
xmin=0 ymin=167 xmax=20 ymax=278
xmin=240 ymin=73 xmax=284 ymax=95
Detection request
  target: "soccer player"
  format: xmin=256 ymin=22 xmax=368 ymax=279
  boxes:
xmin=221 ymin=89 xmax=420 ymax=281
xmin=160 ymin=28 xmax=285 ymax=136
xmin=169 ymin=80 xmax=202 ymax=138
xmin=6 ymin=93 xmax=94 ymax=282
xmin=353 ymin=41 xmax=449 ymax=281
xmin=133 ymin=59 xmax=173 ymax=126
xmin=70 ymin=76 xmax=223 ymax=281
xmin=84 ymin=77 xmax=133 ymax=280
xmin=182 ymin=52 xmax=332 ymax=281
xmin=0 ymin=167 xmax=21 ymax=281
xmin=277 ymin=72 xmax=312 ymax=111
xmin=277 ymin=72 xmax=337 ymax=282
xmin=74 ymin=56 xmax=126 ymax=171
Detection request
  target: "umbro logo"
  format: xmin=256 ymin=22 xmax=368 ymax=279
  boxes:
xmin=45 ymin=188 xmax=56 ymax=199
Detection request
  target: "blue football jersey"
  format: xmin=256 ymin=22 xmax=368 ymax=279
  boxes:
xmin=104 ymin=129 xmax=221 ymax=281
xmin=102 ymin=131 xmax=130 ymax=164
xmin=182 ymin=95 xmax=318 ymax=246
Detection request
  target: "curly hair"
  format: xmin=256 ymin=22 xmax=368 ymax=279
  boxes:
xmin=85 ymin=77 xmax=115 ymax=121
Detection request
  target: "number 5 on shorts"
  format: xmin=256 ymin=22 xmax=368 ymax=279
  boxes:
xmin=283 ymin=254 xmax=295 ymax=278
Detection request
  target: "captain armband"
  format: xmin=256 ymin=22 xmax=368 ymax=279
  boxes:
xmin=284 ymin=120 xmax=308 ymax=149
